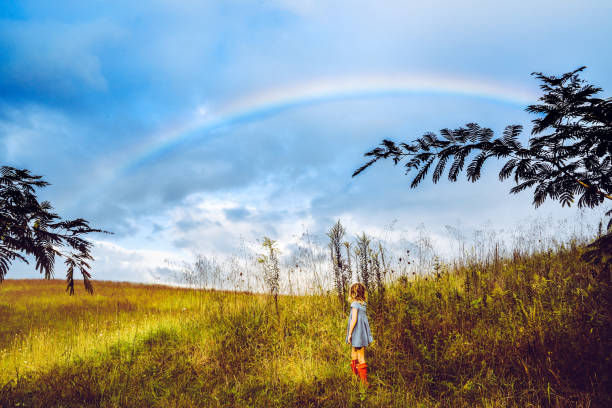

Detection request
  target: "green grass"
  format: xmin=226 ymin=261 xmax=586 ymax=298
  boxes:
xmin=0 ymin=242 xmax=610 ymax=407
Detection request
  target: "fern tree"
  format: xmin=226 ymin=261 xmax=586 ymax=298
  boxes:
xmin=0 ymin=166 xmax=108 ymax=294
xmin=353 ymin=67 xmax=612 ymax=264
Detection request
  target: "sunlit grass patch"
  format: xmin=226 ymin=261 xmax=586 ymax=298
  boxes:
xmin=1 ymin=240 xmax=611 ymax=407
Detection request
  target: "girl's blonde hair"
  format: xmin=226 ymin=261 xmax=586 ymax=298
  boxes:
xmin=348 ymin=282 xmax=367 ymax=303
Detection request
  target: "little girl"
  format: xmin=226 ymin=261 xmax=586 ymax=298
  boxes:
xmin=345 ymin=282 xmax=373 ymax=386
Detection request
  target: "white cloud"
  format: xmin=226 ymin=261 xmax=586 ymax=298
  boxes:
xmin=91 ymin=240 xmax=188 ymax=283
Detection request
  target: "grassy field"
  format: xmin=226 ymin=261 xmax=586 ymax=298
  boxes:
xmin=0 ymin=242 xmax=611 ymax=407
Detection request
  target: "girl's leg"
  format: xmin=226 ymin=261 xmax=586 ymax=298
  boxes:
xmin=350 ymin=347 xmax=359 ymax=376
xmin=355 ymin=347 xmax=365 ymax=364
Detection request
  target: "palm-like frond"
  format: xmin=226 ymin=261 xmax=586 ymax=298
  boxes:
xmin=411 ymin=157 xmax=436 ymax=188
xmin=0 ymin=166 xmax=110 ymax=294
xmin=353 ymin=67 xmax=610 ymax=214
xmin=353 ymin=68 xmax=612 ymax=263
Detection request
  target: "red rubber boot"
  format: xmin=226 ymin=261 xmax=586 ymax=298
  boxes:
xmin=356 ymin=362 xmax=368 ymax=387
xmin=351 ymin=359 xmax=359 ymax=376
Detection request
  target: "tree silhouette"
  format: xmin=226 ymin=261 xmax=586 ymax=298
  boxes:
xmin=353 ymin=67 xmax=611 ymax=263
xmin=0 ymin=166 xmax=109 ymax=294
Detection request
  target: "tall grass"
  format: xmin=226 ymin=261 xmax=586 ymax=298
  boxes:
xmin=1 ymin=237 xmax=610 ymax=406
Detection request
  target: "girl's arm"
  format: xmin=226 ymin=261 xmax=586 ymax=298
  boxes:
xmin=348 ymin=307 xmax=358 ymax=341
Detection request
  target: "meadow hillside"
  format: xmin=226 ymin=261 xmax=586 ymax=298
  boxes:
xmin=0 ymin=242 xmax=611 ymax=407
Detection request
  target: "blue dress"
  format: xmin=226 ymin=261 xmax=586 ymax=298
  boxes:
xmin=345 ymin=301 xmax=373 ymax=347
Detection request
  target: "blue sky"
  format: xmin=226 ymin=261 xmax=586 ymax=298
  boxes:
xmin=2 ymin=0 xmax=611 ymax=284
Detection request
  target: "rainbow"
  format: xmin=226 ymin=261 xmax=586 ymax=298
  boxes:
xmin=121 ymin=74 xmax=536 ymax=173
